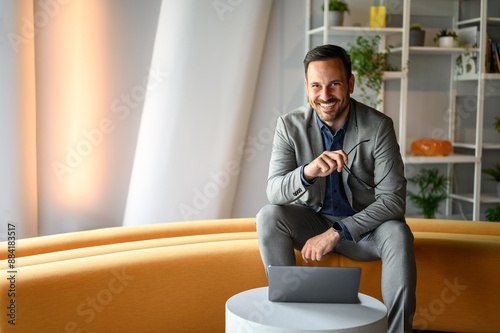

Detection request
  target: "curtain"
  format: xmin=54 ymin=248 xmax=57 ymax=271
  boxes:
xmin=0 ymin=0 xmax=273 ymax=239
xmin=123 ymin=0 xmax=273 ymax=225
xmin=0 ymin=0 xmax=38 ymax=240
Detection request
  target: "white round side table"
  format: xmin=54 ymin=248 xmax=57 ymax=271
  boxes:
xmin=226 ymin=287 xmax=387 ymax=333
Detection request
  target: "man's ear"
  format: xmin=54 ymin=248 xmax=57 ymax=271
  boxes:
xmin=304 ymin=78 xmax=307 ymax=88
xmin=349 ymin=74 xmax=355 ymax=94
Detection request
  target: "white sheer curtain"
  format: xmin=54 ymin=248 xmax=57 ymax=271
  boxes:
xmin=0 ymin=0 xmax=273 ymax=240
xmin=123 ymin=0 xmax=273 ymax=225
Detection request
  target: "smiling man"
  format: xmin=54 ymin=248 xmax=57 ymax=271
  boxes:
xmin=256 ymin=44 xmax=417 ymax=333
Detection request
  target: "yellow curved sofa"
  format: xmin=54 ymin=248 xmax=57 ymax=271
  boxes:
xmin=1 ymin=218 xmax=499 ymax=333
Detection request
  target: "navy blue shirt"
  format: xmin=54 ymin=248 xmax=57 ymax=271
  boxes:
xmin=301 ymin=112 xmax=356 ymax=240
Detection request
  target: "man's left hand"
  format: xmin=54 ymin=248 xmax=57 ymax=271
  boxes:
xmin=301 ymin=228 xmax=339 ymax=263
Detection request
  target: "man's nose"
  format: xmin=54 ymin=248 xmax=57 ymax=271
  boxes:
xmin=320 ymin=87 xmax=331 ymax=101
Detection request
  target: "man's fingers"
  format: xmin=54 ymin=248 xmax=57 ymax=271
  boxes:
xmin=302 ymin=243 xmax=325 ymax=263
xmin=322 ymin=150 xmax=347 ymax=173
xmin=302 ymin=248 xmax=309 ymax=263
xmin=318 ymin=155 xmax=337 ymax=173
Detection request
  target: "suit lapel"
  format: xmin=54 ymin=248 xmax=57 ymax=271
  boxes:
xmin=342 ymin=100 xmax=359 ymax=205
xmin=307 ymin=106 xmax=326 ymax=202
xmin=308 ymin=111 xmax=324 ymax=159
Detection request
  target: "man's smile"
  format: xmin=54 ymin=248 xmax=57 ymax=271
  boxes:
xmin=318 ymin=101 xmax=337 ymax=111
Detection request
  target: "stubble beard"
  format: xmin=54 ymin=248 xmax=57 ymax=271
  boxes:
xmin=313 ymin=98 xmax=349 ymax=125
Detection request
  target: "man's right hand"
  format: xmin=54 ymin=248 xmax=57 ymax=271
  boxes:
xmin=303 ymin=150 xmax=348 ymax=183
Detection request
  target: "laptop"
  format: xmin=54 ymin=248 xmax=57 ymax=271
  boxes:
xmin=268 ymin=266 xmax=361 ymax=303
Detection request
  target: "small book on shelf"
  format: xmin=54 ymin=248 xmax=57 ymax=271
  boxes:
xmin=491 ymin=38 xmax=500 ymax=73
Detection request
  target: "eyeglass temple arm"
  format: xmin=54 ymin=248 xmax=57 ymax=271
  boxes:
xmin=346 ymin=139 xmax=370 ymax=156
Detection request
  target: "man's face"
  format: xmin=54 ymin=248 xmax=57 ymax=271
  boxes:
xmin=305 ymin=58 xmax=354 ymax=129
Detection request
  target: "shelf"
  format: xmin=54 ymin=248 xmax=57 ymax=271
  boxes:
xmin=450 ymin=193 xmax=500 ymax=204
xmin=483 ymin=73 xmax=500 ymax=80
xmin=456 ymin=73 xmax=500 ymax=81
xmin=455 ymin=74 xmax=480 ymax=81
xmin=483 ymin=143 xmax=500 ymax=149
xmin=307 ymin=26 xmax=403 ymax=36
xmin=403 ymin=153 xmax=479 ymax=164
xmin=454 ymin=142 xmax=500 ymax=150
xmin=458 ymin=17 xmax=481 ymax=26
xmin=487 ymin=17 xmax=500 ymax=25
xmin=407 ymin=46 xmax=478 ymax=54
xmin=353 ymin=71 xmax=402 ymax=80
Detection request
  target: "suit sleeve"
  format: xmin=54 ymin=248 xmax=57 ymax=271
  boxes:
xmin=341 ymin=117 xmax=406 ymax=242
xmin=265 ymin=117 xmax=308 ymax=205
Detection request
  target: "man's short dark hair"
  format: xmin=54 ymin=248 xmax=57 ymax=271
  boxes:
xmin=303 ymin=44 xmax=352 ymax=81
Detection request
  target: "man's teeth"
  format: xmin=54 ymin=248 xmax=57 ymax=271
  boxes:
xmin=320 ymin=102 xmax=336 ymax=108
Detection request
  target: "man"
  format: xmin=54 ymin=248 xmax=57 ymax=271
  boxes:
xmin=256 ymin=44 xmax=416 ymax=333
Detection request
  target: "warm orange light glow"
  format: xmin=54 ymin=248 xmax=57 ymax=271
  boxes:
xmin=16 ymin=0 xmax=38 ymax=238
xmin=48 ymin=0 xmax=110 ymax=206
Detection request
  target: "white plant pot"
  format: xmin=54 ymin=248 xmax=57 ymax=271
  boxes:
xmin=328 ymin=11 xmax=344 ymax=26
xmin=438 ymin=36 xmax=455 ymax=48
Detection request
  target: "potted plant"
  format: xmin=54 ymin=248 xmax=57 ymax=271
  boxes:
xmin=433 ymin=29 xmax=458 ymax=48
xmin=485 ymin=204 xmax=500 ymax=222
xmin=407 ymin=168 xmax=450 ymax=219
xmin=321 ymin=0 xmax=350 ymax=26
xmin=482 ymin=162 xmax=500 ymax=197
xmin=495 ymin=117 xmax=500 ymax=135
xmin=348 ymin=35 xmax=399 ymax=108
xmin=409 ymin=24 xmax=425 ymax=47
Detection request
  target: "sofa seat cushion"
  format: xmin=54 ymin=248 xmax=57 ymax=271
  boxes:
xmin=0 ymin=218 xmax=257 ymax=260
xmin=0 ymin=232 xmax=257 ymax=269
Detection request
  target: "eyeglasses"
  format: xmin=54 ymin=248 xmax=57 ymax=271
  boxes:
xmin=343 ymin=139 xmax=394 ymax=189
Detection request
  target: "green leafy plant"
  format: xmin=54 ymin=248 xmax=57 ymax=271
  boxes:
xmin=410 ymin=24 xmax=422 ymax=31
xmin=433 ymin=28 xmax=458 ymax=42
xmin=407 ymin=168 xmax=450 ymax=219
xmin=482 ymin=162 xmax=500 ymax=182
xmin=485 ymin=204 xmax=500 ymax=222
xmin=321 ymin=0 xmax=350 ymax=13
xmin=495 ymin=117 xmax=500 ymax=135
xmin=348 ymin=35 xmax=399 ymax=107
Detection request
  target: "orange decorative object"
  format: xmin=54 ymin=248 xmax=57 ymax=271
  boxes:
xmin=411 ymin=139 xmax=453 ymax=156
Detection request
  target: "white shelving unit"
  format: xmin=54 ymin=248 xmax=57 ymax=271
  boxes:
xmin=305 ymin=0 xmax=500 ymax=220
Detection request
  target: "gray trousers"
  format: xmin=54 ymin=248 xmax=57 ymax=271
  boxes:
xmin=256 ymin=204 xmax=417 ymax=333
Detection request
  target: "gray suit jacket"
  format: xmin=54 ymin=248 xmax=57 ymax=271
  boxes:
xmin=266 ymin=99 xmax=406 ymax=242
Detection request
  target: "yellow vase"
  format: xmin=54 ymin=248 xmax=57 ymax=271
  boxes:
xmin=369 ymin=6 xmax=386 ymax=28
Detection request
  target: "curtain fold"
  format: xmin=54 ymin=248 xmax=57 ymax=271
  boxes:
xmin=0 ymin=0 xmax=38 ymax=241
xmin=123 ymin=0 xmax=273 ymax=225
